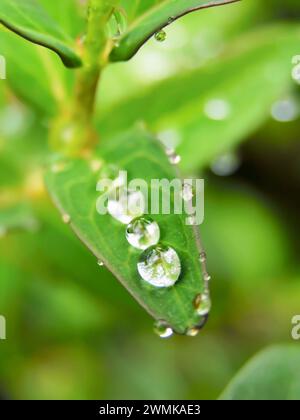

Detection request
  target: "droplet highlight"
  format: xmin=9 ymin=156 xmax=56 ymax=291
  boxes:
xmin=181 ymin=183 xmax=194 ymax=202
xmin=154 ymin=320 xmax=173 ymax=338
xmin=126 ymin=217 xmax=160 ymax=250
xmin=137 ymin=244 xmax=181 ymax=288
xmin=97 ymin=260 xmax=104 ymax=267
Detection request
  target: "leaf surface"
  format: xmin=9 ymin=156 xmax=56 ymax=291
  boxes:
xmin=46 ymin=128 xmax=207 ymax=334
xmin=0 ymin=0 xmax=81 ymax=67
xmin=220 ymin=345 xmax=300 ymax=400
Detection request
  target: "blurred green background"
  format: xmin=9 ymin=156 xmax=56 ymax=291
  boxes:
xmin=1 ymin=0 xmax=300 ymax=400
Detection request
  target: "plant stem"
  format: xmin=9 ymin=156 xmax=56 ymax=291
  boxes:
xmin=51 ymin=0 xmax=118 ymax=155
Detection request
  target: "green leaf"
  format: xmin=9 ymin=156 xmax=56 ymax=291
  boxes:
xmin=0 ymin=202 xmax=38 ymax=236
xmin=46 ymin=127 xmax=207 ymax=334
xmin=100 ymin=25 xmax=300 ymax=171
xmin=110 ymin=0 xmax=240 ymax=61
xmin=220 ymin=345 xmax=300 ymax=400
xmin=0 ymin=0 xmax=81 ymax=68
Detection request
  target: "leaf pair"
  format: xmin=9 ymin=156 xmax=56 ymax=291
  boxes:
xmin=0 ymin=0 xmax=239 ymax=67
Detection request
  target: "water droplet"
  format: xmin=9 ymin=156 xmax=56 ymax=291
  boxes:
xmin=194 ymin=292 xmax=211 ymax=316
xmin=199 ymin=252 xmax=207 ymax=263
xmin=154 ymin=320 xmax=173 ymax=338
xmin=186 ymin=216 xmax=196 ymax=226
xmin=137 ymin=245 xmax=181 ymax=288
xmin=108 ymin=188 xmax=145 ymax=224
xmin=203 ymin=273 xmax=211 ymax=282
xmin=62 ymin=214 xmax=71 ymax=224
xmin=97 ymin=260 xmax=104 ymax=267
xmin=186 ymin=327 xmax=200 ymax=337
xmin=211 ymin=152 xmax=241 ymax=177
xmin=126 ymin=217 xmax=160 ymax=250
xmin=166 ymin=148 xmax=181 ymax=165
xmin=204 ymin=99 xmax=231 ymax=120
xmin=181 ymin=183 xmax=194 ymax=202
xmin=271 ymin=98 xmax=299 ymax=122
xmin=155 ymin=30 xmax=167 ymax=42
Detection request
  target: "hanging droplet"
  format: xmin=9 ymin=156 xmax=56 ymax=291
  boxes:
xmin=194 ymin=292 xmax=212 ymax=316
xmin=62 ymin=214 xmax=71 ymax=224
xmin=166 ymin=148 xmax=181 ymax=165
xmin=199 ymin=252 xmax=207 ymax=263
xmin=186 ymin=327 xmax=200 ymax=337
xmin=155 ymin=29 xmax=167 ymax=42
xmin=203 ymin=273 xmax=211 ymax=282
xmin=97 ymin=260 xmax=104 ymax=267
xmin=126 ymin=217 xmax=160 ymax=250
xmin=153 ymin=320 xmax=173 ymax=338
xmin=108 ymin=188 xmax=145 ymax=224
xmin=137 ymin=245 xmax=181 ymax=288
xmin=181 ymin=183 xmax=194 ymax=202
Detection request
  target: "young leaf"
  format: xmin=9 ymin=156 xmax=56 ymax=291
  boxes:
xmin=101 ymin=25 xmax=300 ymax=171
xmin=220 ymin=345 xmax=300 ymax=400
xmin=110 ymin=0 xmax=240 ymax=61
xmin=46 ymin=128 xmax=207 ymax=334
xmin=0 ymin=0 xmax=81 ymax=68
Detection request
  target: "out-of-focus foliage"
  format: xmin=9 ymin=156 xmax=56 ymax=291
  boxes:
xmin=1 ymin=0 xmax=300 ymax=400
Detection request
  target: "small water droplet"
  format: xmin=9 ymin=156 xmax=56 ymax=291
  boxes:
xmin=62 ymin=214 xmax=71 ymax=224
xmin=271 ymin=98 xmax=299 ymax=122
xmin=186 ymin=327 xmax=200 ymax=337
xmin=155 ymin=30 xmax=167 ymax=42
xmin=166 ymin=148 xmax=181 ymax=165
xmin=108 ymin=188 xmax=145 ymax=224
xmin=97 ymin=260 xmax=104 ymax=267
xmin=204 ymin=273 xmax=211 ymax=282
xmin=181 ymin=183 xmax=194 ymax=202
xmin=137 ymin=245 xmax=181 ymax=288
xmin=199 ymin=252 xmax=207 ymax=263
xmin=186 ymin=216 xmax=196 ymax=226
xmin=154 ymin=320 xmax=173 ymax=338
xmin=204 ymin=99 xmax=231 ymax=121
xmin=211 ymin=152 xmax=241 ymax=177
xmin=194 ymin=292 xmax=211 ymax=316
xmin=126 ymin=217 xmax=160 ymax=250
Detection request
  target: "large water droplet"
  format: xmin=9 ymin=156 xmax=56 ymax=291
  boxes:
xmin=137 ymin=245 xmax=181 ymax=288
xmin=126 ymin=217 xmax=160 ymax=250
xmin=108 ymin=188 xmax=145 ymax=224
xmin=153 ymin=320 xmax=173 ymax=338
xmin=194 ymin=292 xmax=211 ymax=316
xmin=155 ymin=30 xmax=167 ymax=42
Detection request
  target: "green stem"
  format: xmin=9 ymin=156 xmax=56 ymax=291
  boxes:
xmin=51 ymin=0 xmax=118 ymax=155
